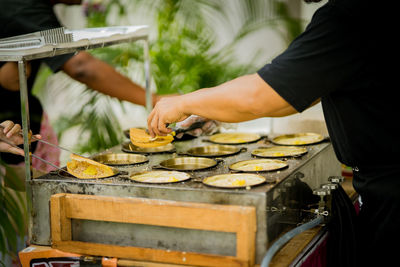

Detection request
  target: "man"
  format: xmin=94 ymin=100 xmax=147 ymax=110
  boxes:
xmin=0 ymin=0 xmax=160 ymax=167
xmin=148 ymin=0 xmax=397 ymax=266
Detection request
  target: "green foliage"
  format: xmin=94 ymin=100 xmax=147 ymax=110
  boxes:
xmin=0 ymin=161 xmax=28 ymax=265
xmin=53 ymin=89 xmax=125 ymax=154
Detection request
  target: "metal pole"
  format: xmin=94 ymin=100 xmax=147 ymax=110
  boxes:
xmin=18 ymin=60 xmax=33 ymax=242
xmin=143 ymin=38 xmax=152 ymax=112
xmin=18 ymin=60 xmax=32 ymax=181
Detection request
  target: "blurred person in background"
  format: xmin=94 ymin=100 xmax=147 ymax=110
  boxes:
xmin=0 ymin=0 xmax=162 ymax=173
xmin=148 ymin=0 xmax=397 ymax=266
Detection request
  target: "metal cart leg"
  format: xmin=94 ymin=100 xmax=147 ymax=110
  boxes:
xmin=18 ymin=60 xmax=32 ymax=182
xmin=18 ymin=60 xmax=33 ymax=241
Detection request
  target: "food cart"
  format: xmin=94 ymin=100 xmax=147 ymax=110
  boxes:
xmin=0 ymin=26 xmax=345 ymax=267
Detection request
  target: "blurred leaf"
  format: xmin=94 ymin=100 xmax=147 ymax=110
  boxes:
xmin=0 ymin=160 xmax=27 ymax=263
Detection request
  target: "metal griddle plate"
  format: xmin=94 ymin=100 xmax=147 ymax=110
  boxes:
xmin=183 ymin=145 xmax=245 ymax=158
xmin=121 ymin=140 xmax=175 ymax=154
xmin=130 ymin=170 xmax=191 ymax=184
xmin=251 ymin=146 xmax=308 ymax=158
xmin=154 ymin=157 xmax=220 ymax=171
xmin=203 ymin=173 xmax=266 ymax=189
xmin=91 ymin=153 xmax=148 ymax=166
xmin=229 ymin=159 xmax=288 ymax=172
xmin=208 ymin=132 xmax=262 ymax=145
xmin=271 ymin=133 xmax=324 ymax=146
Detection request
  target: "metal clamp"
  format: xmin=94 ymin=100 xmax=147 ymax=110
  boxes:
xmin=328 ymin=176 xmax=344 ymax=184
xmin=314 ymin=209 xmax=329 ymax=216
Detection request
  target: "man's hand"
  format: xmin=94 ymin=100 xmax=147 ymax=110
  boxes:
xmin=147 ymin=95 xmax=189 ymax=137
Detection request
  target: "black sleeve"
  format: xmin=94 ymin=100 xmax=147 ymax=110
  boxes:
xmin=257 ymin=3 xmax=365 ymax=112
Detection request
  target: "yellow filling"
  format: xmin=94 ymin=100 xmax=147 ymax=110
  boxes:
xmin=231 ymin=179 xmax=246 ymax=186
xmin=83 ymin=165 xmax=98 ymax=176
xmin=253 ymin=165 xmax=263 ymax=171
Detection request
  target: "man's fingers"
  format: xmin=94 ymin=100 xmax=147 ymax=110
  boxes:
xmin=149 ymin=113 xmax=160 ymax=137
xmin=158 ymin=118 xmax=171 ymax=136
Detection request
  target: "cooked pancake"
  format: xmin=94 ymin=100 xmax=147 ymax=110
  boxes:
xmin=129 ymin=128 xmax=174 ymax=148
xmin=66 ymin=154 xmax=115 ymax=179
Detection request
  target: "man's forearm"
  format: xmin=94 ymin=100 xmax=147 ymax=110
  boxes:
xmin=180 ymin=74 xmax=296 ymax=122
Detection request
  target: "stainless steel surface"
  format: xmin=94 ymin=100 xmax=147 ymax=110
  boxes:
xmin=29 ymin=136 xmax=341 ymax=264
xmin=0 ymin=26 xmax=149 ymax=61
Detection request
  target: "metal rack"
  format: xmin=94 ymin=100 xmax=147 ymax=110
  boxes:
xmin=0 ymin=25 xmax=151 ymax=201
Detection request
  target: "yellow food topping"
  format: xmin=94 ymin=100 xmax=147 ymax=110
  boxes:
xmin=83 ymin=165 xmax=98 ymax=176
xmin=231 ymin=179 xmax=246 ymax=186
xmin=168 ymin=177 xmax=179 ymax=182
xmin=253 ymin=165 xmax=263 ymax=171
xmin=273 ymin=152 xmax=285 ymax=156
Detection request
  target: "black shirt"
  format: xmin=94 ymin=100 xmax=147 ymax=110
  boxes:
xmin=0 ymin=0 xmax=74 ymax=164
xmin=257 ymin=0 xmax=398 ymax=170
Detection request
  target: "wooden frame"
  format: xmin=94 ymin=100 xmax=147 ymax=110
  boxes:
xmin=50 ymin=193 xmax=256 ymax=267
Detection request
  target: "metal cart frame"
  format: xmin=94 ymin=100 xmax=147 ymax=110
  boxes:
xmin=0 ymin=25 xmax=152 ymax=229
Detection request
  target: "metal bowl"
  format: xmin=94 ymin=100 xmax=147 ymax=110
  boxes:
xmin=229 ymin=159 xmax=288 ymax=172
xmin=91 ymin=153 xmax=148 ymax=166
xmin=154 ymin=157 xmax=221 ymax=171
xmin=121 ymin=141 xmax=175 ymax=154
xmin=183 ymin=145 xmax=245 ymax=158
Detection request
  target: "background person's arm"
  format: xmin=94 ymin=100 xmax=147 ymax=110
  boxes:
xmin=62 ymin=51 xmax=160 ymax=107
xmin=0 ymin=62 xmax=31 ymax=91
